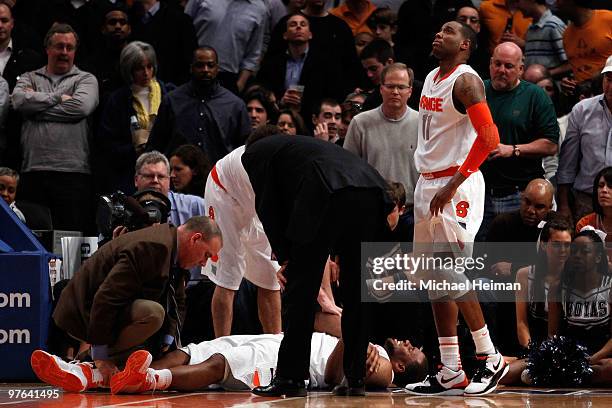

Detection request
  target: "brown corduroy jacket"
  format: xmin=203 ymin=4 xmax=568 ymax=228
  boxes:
xmin=53 ymin=224 xmax=186 ymax=346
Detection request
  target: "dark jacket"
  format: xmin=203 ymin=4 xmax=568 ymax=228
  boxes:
xmin=257 ymin=46 xmax=346 ymax=123
xmin=1 ymin=38 xmax=44 ymax=170
xmin=30 ymin=0 xmax=115 ymax=60
xmin=53 ymin=224 xmax=186 ymax=346
xmin=147 ymin=80 xmax=250 ymax=164
xmin=2 ymin=38 xmax=44 ymax=92
xmin=130 ymin=2 xmax=197 ymax=86
xmin=94 ymin=80 xmax=175 ymax=195
xmin=396 ymin=0 xmax=473 ymax=80
xmin=268 ymin=13 xmax=366 ymax=92
xmin=242 ymin=135 xmax=394 ymax=263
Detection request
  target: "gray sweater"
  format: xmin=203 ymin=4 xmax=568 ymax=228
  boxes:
xmin=343 ymin=106 xmax=419 ymax=206
xmin=12 ymin=65 xmax=98 ymax=174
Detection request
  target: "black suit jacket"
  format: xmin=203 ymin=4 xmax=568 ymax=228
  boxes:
xmin=242 ymin=135 xmax=393 ymax=263
xmin=130 ymin=2 xmax=197 ymax=86
xmin=256 ymin=47 xmax=346 ymax=124
xmin=2 ymin=38 xmax=44 ymax=92
xmin=0 ymin=38 xmax=44 ymax=169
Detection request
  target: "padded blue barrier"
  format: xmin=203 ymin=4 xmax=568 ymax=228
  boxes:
xmin=0 ymin=198 xmax=53 ymax=380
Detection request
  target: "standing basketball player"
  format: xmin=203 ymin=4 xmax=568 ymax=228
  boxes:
xmin=405 ymin=21 xmax=507 ymax=396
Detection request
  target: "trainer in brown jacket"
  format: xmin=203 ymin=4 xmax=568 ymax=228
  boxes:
xmin=52 ymin=216 xmax=222 ymax=386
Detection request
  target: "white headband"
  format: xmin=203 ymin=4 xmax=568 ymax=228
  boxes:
xmin=580 ymin=225 xmax=607 ymax=243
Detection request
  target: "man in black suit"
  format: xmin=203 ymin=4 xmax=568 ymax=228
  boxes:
xmin=0 ymin=2 xmax=43 ymax=169
xmin=0 ymin=3 xmax=43 ymax=91
xmin=256 ymin=12 xmax=346 ymax=125
xmin=243 ymin=134 xmax=394 ymax=397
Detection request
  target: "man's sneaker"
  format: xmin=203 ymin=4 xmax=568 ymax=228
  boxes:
xmin=404 ymin=365 xmax=469 ymax=396
xmin=30 ymin=350 xmax=101 ymax=392
xmin=464 ymin=351 xmax=509 ymax=396
xmin=110 ymin=350 xmax=154 ymax=394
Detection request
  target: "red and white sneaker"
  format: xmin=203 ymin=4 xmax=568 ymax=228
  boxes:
xmin=110 ymin=350 xmax=154 ymax=394
xmin=404 ymin=365 xmax=469 ymax=396
xmin=30 ymin=350 xmax=101 ymax=392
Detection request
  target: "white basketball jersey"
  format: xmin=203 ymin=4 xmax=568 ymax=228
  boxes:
xmin=215 ymin=145 xmax=257 ymax=219
xmin=308 ymin=332 xmax=340 ymax=389
xmin=308 ymin=334 xmax=392 ymax=388
xmin=415 ymin=64 xmax=483 ymax=173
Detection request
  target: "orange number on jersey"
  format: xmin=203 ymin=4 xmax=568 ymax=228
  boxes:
xmin=456 ymin=201 xmax=469 ymax=218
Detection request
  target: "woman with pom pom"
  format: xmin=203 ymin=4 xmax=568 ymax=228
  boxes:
xmin=503 ymin=227 xmax=612 ymax=385
xmin=515 ymin=214 xmax=573 ymax=350
xmin=500 ymin=214 xmax=572 ymax=385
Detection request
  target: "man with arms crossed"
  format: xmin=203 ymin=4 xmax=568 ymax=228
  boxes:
xmin=404 ymin=21 xmax=506 ymax=396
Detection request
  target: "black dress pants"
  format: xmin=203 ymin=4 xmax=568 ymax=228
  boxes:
xmin=276 ymin=188 xmax=388 ymax=382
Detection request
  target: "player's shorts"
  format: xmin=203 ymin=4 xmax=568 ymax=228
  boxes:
xmin=413 ymin=170 xmax=485 ymax=300
xmin=180 ymin=334 xmax=283 ymax=390
xmin=204 ymin=173 xmax=280 ymax=291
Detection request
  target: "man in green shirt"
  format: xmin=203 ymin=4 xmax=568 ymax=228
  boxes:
xmin=476 ymin=42 xmax=559 ymax=242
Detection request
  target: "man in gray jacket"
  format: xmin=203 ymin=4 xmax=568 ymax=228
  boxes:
xmin=12 ymin=23 xmax=99 ymax=233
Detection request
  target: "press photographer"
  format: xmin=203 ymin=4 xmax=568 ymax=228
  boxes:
xmin=102 ymin=151 xmax=205 ymax=244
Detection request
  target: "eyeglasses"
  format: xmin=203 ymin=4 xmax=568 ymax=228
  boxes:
xmin=382 ymin=84 xmax=411 ymax=92
xmin=138 ymin=172 xmax=169 ymax=181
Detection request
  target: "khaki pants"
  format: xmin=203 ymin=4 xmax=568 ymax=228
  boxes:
xmin=74 ymin=299 xmax=165 ymax=365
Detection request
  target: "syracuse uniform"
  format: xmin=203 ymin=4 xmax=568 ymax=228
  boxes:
xmin=203 ymin=145 xmax=280 ymax=291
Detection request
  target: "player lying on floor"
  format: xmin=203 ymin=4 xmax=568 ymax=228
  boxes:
xmin=109 ymin=333 xmax=428 ymax=394
xmin=28 ymin=332 xmax=428 ymax=394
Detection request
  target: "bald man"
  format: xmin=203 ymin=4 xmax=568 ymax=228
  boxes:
xmin=476 ymin=42 xmax=559 ymax=241
xmin=522 ymin=64 xmax=550 ymax=84
xmin=486 ymin=178 xmax=554 ymax=279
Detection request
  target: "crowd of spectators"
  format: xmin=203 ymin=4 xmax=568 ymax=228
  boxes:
xmin=1 ymin=0 xmax=612 ymax=386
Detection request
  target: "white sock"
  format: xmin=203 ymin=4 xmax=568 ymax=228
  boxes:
xmin=152 ymin=368 xmax=172 ymax=390
xmin=88 ymin=367 xmax=104 ymax=388
xmin=471 ymin=325 xmax=496 ymax=355
xmin=439 ymin=336 xmax=461 ymax=371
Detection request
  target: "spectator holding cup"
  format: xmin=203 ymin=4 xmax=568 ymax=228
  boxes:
xmin=256 ymin=12 xmax=346 ymax=124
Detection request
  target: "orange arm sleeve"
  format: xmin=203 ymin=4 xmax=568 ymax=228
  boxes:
xmin=458 ymin=102 xmax=500 ymax=178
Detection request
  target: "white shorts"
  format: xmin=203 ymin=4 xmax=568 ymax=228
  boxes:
xmin=204 ymin=175 xmax=280 ymax=291
xmin=413 ymin=171 xmax=485 ymax=300
xmin=180 ymin=334 xmax=283 ymax=390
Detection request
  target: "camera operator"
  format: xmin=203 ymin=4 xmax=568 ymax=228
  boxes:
xmin=103 ymin=151 xmax=206 ymax=279
xmin=116 ymin=151 xmax=205 ymax=235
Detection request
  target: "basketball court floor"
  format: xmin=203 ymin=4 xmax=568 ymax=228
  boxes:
xmin=2 ymin=385 xmax=612 ymax=407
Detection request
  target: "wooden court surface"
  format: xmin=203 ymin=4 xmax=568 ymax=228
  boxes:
xmin=2 ymin=385 xmax=612 ymax=407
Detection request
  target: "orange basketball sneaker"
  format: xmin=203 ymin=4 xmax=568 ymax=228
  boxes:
xmin=110 ymin=350 xmax=154 ymax=394
xmin=30 ymin=350 xmax=103 ymax=392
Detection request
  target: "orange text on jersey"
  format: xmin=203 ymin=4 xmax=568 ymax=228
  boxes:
xmin=420 ymin=96 xmax=444 ymax=112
